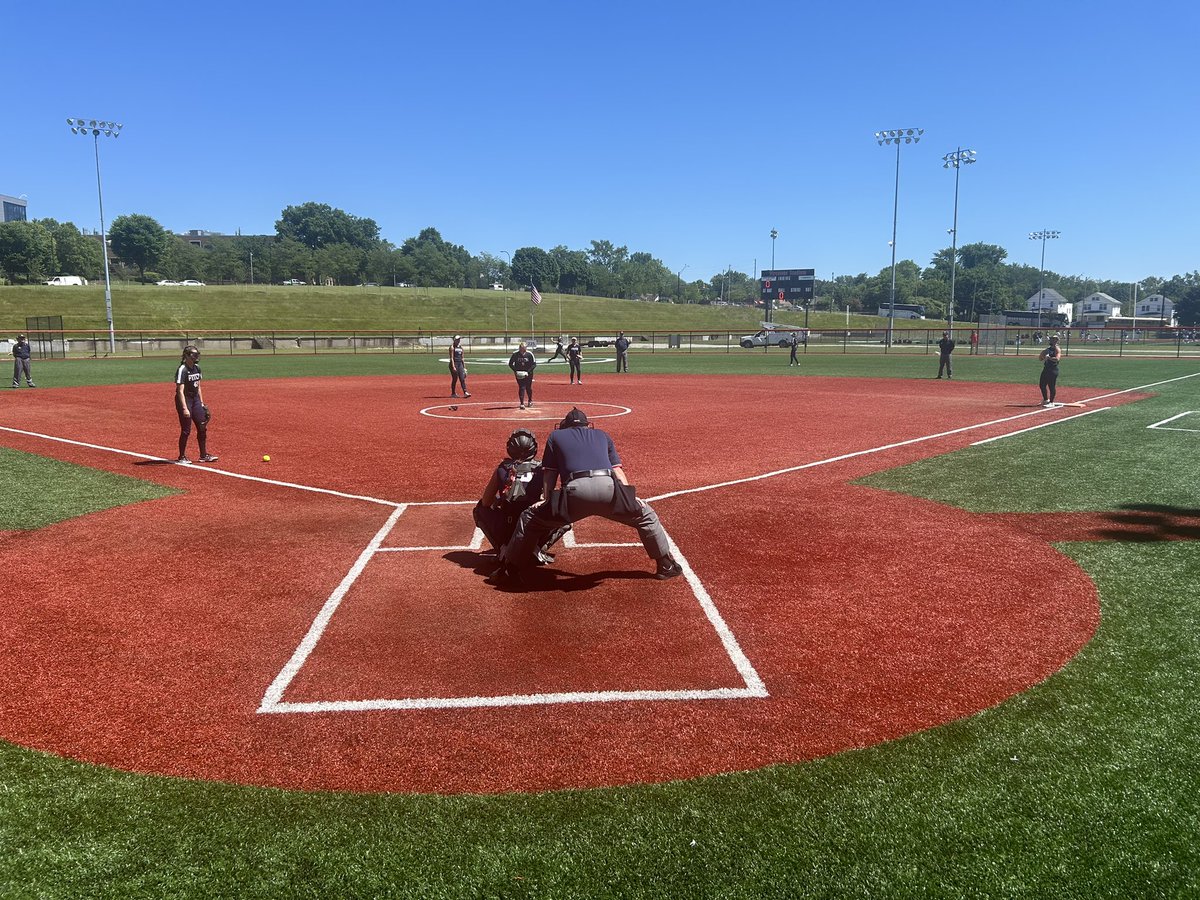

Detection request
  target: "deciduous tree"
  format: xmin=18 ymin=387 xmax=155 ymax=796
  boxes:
xmin=109 ymin=214 xmax=169 ymax=281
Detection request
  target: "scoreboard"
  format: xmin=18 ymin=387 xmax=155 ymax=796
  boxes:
xmin=760 ymin=268 xmax=815 ymax=311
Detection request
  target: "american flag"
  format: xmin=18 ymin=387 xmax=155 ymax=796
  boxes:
xmin=530 ymin=284 xmax=542 ymax=306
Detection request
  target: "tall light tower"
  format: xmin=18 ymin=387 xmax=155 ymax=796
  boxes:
xmin=769 ymin=228 xmax=778 ymax=323
xmin=498 ymin=250 xmax=511 ymax=337
xmin=942 ymin=148 xmax=977 ymax=330
xmin=67 ymin=118 xmax=122 ymax=355
xmin=1028 ymin=230 xmax=1060 ymax=330
xmin=875 ymin=127 xmax=924 ymax=346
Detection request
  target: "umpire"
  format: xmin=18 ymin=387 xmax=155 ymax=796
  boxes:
xmin=494 ymin=407 xmax=682 ymax=583
xmin=936 ymin=330 xmax=956 ymax=379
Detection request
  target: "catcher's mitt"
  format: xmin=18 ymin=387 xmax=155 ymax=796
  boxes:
xmin=201 ymin=404 xmax=212 ymax=425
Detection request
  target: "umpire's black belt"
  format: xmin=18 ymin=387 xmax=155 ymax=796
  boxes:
xmin=565 ymin=469 xmax=613 ymax=483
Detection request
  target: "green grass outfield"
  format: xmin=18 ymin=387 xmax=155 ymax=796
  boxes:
xmin=1 ymin=354 xmax=1198 ymax=898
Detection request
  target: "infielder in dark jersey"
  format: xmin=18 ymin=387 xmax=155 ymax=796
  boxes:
xmin=174 ymin=345 xmax=217 ymax=464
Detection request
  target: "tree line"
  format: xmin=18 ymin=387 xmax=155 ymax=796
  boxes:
xmin=1 ymin=201 xmax=1196 ymax=323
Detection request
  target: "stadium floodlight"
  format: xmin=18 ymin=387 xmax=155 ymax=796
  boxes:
xmin=943 ymin=148 xmax=978 ymax=330
xmin=768 ymin=229 xmax=778 ymax=321
xmin=875 ymin=127 xmax=924 ymax=347
xmin=66 ymin=118 xmax=123 ymax=354
xmin=1028 ymin=230 xmax=1061 ymax=330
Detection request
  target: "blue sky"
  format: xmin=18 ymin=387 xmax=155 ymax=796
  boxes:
xmin=7 ymin=0 xmax=1197 ymax=286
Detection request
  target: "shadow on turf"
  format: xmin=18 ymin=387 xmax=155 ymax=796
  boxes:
xmin=1097 ymin=504 xmax=1200 ymax=542
xmin=445 ymin=550 xmax=654 ymax=594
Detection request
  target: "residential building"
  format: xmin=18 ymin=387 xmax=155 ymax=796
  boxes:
xmin=1026 ymin=287 xmax=1073 ymax=323
xmin=1075 ymin=292 xmax=1123 ymax=326
xmin=1135 ymin=293 xmax=1175 ymax=326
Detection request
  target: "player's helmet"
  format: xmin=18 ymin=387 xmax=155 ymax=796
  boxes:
xmin=506 ymin=428 xmax=538 ymax=461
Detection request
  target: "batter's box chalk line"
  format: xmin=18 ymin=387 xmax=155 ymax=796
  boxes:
xmin=1147 ymin=411 xmax=1200 ymax=433
xmin=258 ymin=503 xmax=768 ymax=714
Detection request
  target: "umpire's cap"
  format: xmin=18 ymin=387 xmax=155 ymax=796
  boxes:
xmin=560 ymin=407 xmax=589 ymax=428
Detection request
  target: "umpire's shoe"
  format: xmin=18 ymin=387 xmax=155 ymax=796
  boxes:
xmin=654 ymin=556 xmax=683 ymax=580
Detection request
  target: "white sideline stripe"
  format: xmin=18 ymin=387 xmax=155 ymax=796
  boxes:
xmin=0 ymin=425 xmax=401 ymax=508
xmin=258 ymin=505 xmax=407 ymax=712
xmin=970 ymin=407 xmax=1111 ymax=445
xmin=264 ymin=686 xmax=763 ymax=714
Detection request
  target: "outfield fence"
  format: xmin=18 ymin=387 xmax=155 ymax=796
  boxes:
xmin=18 ymin=326 xmax=1200 ymax=360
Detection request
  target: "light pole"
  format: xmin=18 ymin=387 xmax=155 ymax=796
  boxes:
xmin=875 ymin=127 xmax=924 ymax=346
xmin=942 ymin=148 xmax=977 ymax=331
xmin=67 ymin=117 xmax=122 ymax=354
xmin=769 ymin=228 xmax=778 ymax=322
xmin=1028 ymin=230 xmax=1060 ymax=330
xmin=677 ymin=264 xmax=688 ymax=303
xmin=499 ymin=250 xmax=511 ymax=338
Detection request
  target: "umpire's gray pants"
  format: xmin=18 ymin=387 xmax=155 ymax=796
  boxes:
xmin=505 ymin=474 xmax=670 ymax=568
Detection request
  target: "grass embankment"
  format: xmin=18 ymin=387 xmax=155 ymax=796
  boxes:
xmin=0 ymin=283 xmax=914 ymax=334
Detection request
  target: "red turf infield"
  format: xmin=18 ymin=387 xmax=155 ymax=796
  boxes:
xmin=0 ymin=373 xmax=1132 ymax=794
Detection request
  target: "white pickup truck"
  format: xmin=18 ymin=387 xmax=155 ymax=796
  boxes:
xmin=44 ymin=275 xmax=88 ymax=286
xmin=739 ymin=329 xmax=805 ymax=349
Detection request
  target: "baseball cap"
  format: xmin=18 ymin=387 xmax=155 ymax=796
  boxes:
xmin=561 ymin=407 xmax=589 ymax=428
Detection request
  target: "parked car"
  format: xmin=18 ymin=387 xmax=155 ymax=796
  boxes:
xmin=156 ymin=279 xmax=179 ymax=286
xmin=585 ymin=337 xmax=614 ymax=348
xmin=179 ymin=279 xmax=206 ymax=287
xmin=739 ymin=329 xmax=805 ymax=349
xmin=281 ymin=279 xmax=306 ymax=285
xmin=44 ymin=275 xmax=88 ymax=286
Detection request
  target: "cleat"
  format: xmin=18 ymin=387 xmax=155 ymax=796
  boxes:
xmin=463 ymin=392 xmax=471 ymax=398
xmin=176 ymin=457 xmax=191 ymax=465
xmin=654 ymin=557 xmax=683 ymax=580
xmin=199 ymin=454 xmax=219 ymax=463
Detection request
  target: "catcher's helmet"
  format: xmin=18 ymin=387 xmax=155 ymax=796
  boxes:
xmin=506 ymin=428 xmax=537 ymax=461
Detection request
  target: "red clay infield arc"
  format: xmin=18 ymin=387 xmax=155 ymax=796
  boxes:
xmin=0 ymin=373 xmax=1137 ymax=794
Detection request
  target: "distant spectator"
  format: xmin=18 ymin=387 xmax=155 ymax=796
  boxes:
xmin=969 ymin=330 xmax=980 ymax=355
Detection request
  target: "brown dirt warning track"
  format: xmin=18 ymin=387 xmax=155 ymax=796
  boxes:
xmin=0 ymin=373 xmax=1135 ymax=794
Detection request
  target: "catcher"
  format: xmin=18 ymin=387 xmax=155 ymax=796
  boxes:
xmin=174 ymin=345 xmax=218 ymax=464
xmin=508 ymin=340 xmax=537 ymax=409
xmin=474 ymin=428 xmax=569 ymax=563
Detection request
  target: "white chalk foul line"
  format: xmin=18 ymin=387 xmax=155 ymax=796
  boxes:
xmin=1147 ymin=411 xmax=1200 ymax=432
xmin=643 ymin=370 xmax=1200 ymax=503
xmin=970 ymin=407 xmax=1111 ymax=445
xmin=0 ymin=425 xmax=401 ymax=508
